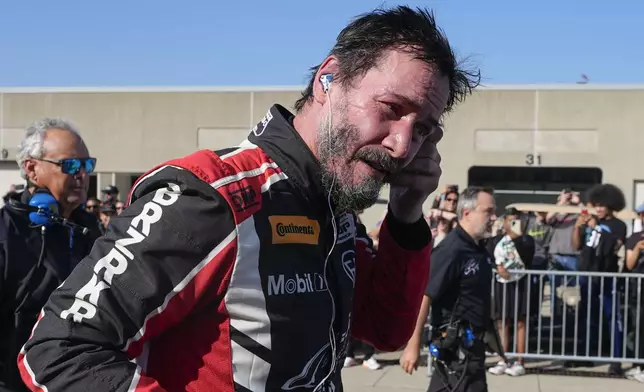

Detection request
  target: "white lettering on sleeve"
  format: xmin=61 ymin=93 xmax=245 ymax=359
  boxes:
xmin=59 ymin=183 xmax=182 ymax=323
xmin=60 ymin=274 xmax=109 ymax=322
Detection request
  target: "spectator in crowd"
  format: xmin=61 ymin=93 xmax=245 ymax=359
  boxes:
xmin=572 ymin=183 xmax=627 ymax=374
xmin=427 ymin=185 xmax=458 ymax=230
xmin=84 ymin=196 xmax=104 ymax=234
xmin=546 ymin=190 xmax=581 ymax=315
xmin=487 ymin=210 xmax=535 ymax=377
xmin=634 ymin=203 xmax=644 ymax=234
xmin=115 ymin=200 xmax=125 ymax=215
xmin=525 ymin=211 xmax=553 ymax=318
xmin=624 ymin=203 xmax=644 ymax=382
xmin=0 ymin=118 xmax=102 ymax=391
xmin=430 ymin=185 xmax=459 ymax=211
xmin=84 ymin=196 xmax=100 ymax=217
xmin=100 ymin=185 xmax=119 ymax=205
xmin=626 ymin=204 xmax=644 ymax=274
xmin=525 ymin=211 xmax=552 ymax=270
xmin=99 ymin=203 xmax=117 ymax=233
xmin=430 ymin=216 xmax=453 ymax=247
xmin=490 ymin=217 xmax=505 ymax=237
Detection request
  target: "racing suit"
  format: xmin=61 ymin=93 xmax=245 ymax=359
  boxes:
xmin=18 ymin=104 xmax=432 ymax=392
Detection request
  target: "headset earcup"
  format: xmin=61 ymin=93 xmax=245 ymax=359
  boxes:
xmin=28 ymin=191 xmax=59 ymax=227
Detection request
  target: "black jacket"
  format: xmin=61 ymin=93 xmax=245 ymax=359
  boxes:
xmin=0 ymin=191 xmax=101 ymax=392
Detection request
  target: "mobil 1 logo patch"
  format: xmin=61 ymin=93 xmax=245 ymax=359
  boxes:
xmin=336 ymin=213 xmax=356 ymax=244
xmin=341 ymin=250 xmax=356 ymax=283
xmin=267 ymin=273 xmax=327 ymax=296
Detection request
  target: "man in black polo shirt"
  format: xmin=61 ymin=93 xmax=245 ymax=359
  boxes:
xmin=400 ymin=186 xmax=498 ymax=392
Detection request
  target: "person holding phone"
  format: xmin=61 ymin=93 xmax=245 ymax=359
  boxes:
xmin=545 ymin=189 xmax=581 ymax=316
xmin=486 ymin=210 xmax=535 ymax=377
xmin=428 ymin=186 xmax=459 ymax=236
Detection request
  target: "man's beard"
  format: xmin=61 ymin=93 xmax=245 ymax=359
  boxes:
xmin=317 ymin=115 xmax=397 ymax=213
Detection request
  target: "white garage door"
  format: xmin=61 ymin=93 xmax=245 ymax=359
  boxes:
xmin=0 ymin=162 xmax=24 ymax=197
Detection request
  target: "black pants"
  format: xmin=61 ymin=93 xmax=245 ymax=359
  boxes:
xmin=427 ymin=342 xmax=488 ymax=392
xmin=346 ymin=338 xmax=375 ymax=359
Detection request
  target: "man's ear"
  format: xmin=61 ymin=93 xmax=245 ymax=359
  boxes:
xmin=313 ymin=56 xmax=341 ymax=105
xmin=23 ymin=159 xmax=37 ymax=182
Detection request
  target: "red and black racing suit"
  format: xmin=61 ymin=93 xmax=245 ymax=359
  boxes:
xmin=18 ymin=104 xmax=432 ymax=392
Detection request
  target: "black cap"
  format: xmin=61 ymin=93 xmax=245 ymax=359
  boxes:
xmin=101 ymin=185 xmax=119 ymax=195
xmin=100 ymin=203 xmax=117 ymax=214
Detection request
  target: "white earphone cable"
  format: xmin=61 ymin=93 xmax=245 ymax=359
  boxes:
xmin=314 ymin=80 xmax=339 ymax=392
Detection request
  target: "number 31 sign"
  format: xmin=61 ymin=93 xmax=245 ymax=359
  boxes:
xmin=525 ymin=154 xmax=542 ymax=166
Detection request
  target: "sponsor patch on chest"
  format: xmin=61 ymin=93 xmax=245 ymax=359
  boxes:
xmin=336 ymin=213 xmax=357 ymax=244
xmin=269 ymin=215 xmax=320 ymax=245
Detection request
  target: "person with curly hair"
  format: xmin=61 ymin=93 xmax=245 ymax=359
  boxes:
xmin=571 ymin=183 xmax=627 ymax=374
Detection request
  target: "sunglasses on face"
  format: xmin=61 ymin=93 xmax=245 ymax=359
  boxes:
xmin=36 ymin=157 xmax=97 ymax=175
xmin=445 ymin=198 xmax=458 ymax=202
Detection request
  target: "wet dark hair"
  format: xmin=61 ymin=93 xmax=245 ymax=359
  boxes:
xmin=293 ymin=5 xmax=480 ymax=114
xmin=585 ymin=183 xmax=626 ymax=212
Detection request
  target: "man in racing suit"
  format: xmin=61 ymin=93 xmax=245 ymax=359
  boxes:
xmin=18 ymin=6 xmax=479 ymax=392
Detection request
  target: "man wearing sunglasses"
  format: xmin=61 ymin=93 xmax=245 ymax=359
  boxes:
xmin=0 ymin=118 xmax=102 ymax=392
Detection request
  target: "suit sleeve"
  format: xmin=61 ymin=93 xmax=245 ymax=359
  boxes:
xmin=17 ymin=166 xmax=237 ymax=392
xmin=351 ymin=206 xmax=431 ymax=351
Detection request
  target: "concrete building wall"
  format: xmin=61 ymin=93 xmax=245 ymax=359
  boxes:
xmin=1 ymin=85 xmax=643 ymax=229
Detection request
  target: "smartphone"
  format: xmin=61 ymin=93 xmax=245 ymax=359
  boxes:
xmin=510 ymin=219 xmax=523 ymax=235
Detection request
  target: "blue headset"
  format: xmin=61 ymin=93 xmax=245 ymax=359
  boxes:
xmin=9 ymin=188 xmax=60 ymax=228
xmin=9 ymin=188 xmax=90 ymax=236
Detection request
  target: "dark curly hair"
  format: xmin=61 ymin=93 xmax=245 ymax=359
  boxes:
xmin=293 ymin=6 xmax=480 ymax=114
xmin=585 ymin=183 xmax=626 ymax=212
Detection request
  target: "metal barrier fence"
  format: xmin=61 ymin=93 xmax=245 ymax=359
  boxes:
xmin=426 ymin=269 xmax=644 ymax=376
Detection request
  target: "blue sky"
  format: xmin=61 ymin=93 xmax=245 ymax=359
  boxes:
xmin=1 ymin=0 xmax=642 ymax=87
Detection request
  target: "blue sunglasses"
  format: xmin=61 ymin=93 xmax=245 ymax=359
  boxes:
xmin=37 ymin=157 xmax=97 ymax=175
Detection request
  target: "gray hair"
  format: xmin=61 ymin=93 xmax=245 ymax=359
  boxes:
xmin=456 ymin=186 xmax=494 ymax=219
xmin=16 ymin=118 xmax=81 ymax=180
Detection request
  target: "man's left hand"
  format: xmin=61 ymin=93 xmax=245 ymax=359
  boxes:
xmin=388 ymin=136 xmax=442 ymax=223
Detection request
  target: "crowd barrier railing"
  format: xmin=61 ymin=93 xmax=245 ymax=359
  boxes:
xmin=425 ymin=269 xmax=644 ymax=376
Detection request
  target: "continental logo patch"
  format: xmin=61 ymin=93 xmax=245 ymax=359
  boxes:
xmin=269 ymin=215 xmax=320 ymax=245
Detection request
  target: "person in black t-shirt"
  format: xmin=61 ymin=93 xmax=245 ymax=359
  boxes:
xmin=399 ymin=186 xmax=498 ymax=392
xmin=625 ymin=230 xmax=644 ymax=272
xmin=624 ymin=213 xmax=644 ymax=380
xmin=572 ymin=184 xmax=627 ymax=374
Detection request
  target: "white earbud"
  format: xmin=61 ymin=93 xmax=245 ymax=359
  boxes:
xmin=320 ymin=74 xmax=333 ymax=93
